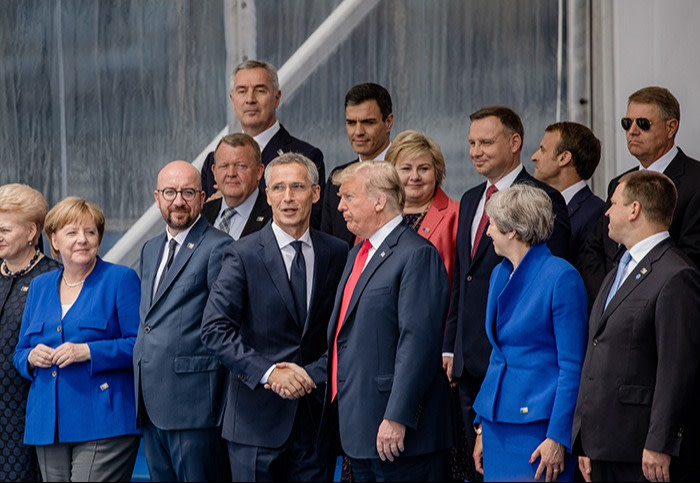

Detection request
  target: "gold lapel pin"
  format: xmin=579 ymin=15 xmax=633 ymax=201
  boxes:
xmin=640 ymin=267 xmax=648 ymax=275
xmin=256 ymin=216 xmax=265 ymax=222
xmin=277 ymin=149 xmax=284 ymax=156
xmin=187 ymin=243 xmax=195 ymax=249
xmin=21 ymin=286 xmax=29 ymax=293
xmin=422 ymin=227 xmax=430 ymax=232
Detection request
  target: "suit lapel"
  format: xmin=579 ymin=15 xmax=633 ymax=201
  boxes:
xmin=241 ymin=189 xmax=272 ymax=238
xmin=305 ymin=230 xmax=329 ymax=335
xmin=151 ymin=218 xmax=207 ymax=307
xmin=568 ymin=186 xmax=592 ymax=217
xmin=258 ymin=224 xmax=302 ymax=328
xmin=463 ymin=184 xmax=485 ymax=269
xmin=419 ymin=187 xmax=448 ymax=239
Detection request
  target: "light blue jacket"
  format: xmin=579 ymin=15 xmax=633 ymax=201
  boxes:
xmin=14 ymin=258 xmax=141 ymax=445
xmin=473 ymin=243 xmax=587 ymax=449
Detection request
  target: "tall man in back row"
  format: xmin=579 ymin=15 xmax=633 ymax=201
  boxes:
xmin=442 ymin=106 xmax=571 ymax=479
xmin=201 ymin=60 xmax=325 ymax=228
xmin=579 ymin=86 xmax=700 ymax=302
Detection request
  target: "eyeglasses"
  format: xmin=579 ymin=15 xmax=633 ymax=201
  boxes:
xmin=621 ymin=117 xmax=653 ymax=131
xmin=268 ymin=182 xmax=312 ymax=194
xmin=157 ymin=188 xmax=201 ymax=202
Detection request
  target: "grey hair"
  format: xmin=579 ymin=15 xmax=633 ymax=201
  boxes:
xmin=264 ymin=152 xmax=319 ymax=186
xmin=485 ymin=184 xmax=554 ymax=245
xmin=229 ymin=60 xmax=279 ymax=95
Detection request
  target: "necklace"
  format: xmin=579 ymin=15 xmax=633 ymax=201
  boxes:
xmin=405 ymin=201 xmax=431 ymax=231
xmin=1 ymin=248 xmax=41 ymax=278
xmin=62 ymin=276 xmax=85 ymax=288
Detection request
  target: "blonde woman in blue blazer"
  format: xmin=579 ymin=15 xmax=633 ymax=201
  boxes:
xmin=13 ymin=198 xmax=141 ymax=482
xmin=472 ymin=185 xmax=587 ymax=482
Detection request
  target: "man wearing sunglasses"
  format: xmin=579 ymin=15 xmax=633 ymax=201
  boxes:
xmin=579 ymin=86 xmax=700 ymax=302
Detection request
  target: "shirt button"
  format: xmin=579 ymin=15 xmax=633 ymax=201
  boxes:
xmin=57 ymin=325 xmax=62 ymax=332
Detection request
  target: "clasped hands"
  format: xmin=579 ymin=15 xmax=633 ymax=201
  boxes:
xmin=28 ymin=342 xmax=91 ymax=369
xmin=265 ymin=362 xmax=315 ymax=400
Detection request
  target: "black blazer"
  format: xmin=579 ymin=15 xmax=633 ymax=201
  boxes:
xmin=567 ymin=185 xmax=605 ymax=265
xmin=442 ymin=167 xmax=571 ymax=380
xmin=201 ymin=124 xmax=325 ymax=228
xmin=578 ymin=148 xmax=700 ymax=303
xmin=201 ymin=188 xmax=272 ymax=240
xmin=320 ymin=159 xmax=358 ymax=246
xmin=573 ymin=238 xmax=700 ymax=465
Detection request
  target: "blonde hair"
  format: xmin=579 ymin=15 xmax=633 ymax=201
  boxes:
xmin=45 ymin=197 xmax=105 ymax=257
xmin=385 ymin=130 xmax=446 ymax=186
xmin=332 ymin=161 xmax=405 ymax=213
xmin=0 ymin=184 xmax=49 ymax=244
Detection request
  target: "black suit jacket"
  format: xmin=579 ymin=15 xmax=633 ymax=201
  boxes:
xmin=573 ymin=238 xmax=700 ymax=465
xmin=578 ymin=148 xmax=700 ymax=303
xmin=201 ymin=224 xmax=348 ymax=448
xmin=201 ymin=124 xmax=325 ymax=228
xmin=442 ymin=167 xmax=571 ymax=380
xmin=567 ymin=185 xmax=605 ymax=265
xmin=201 ymin=188 xmax=272 ymax=240
xmin=320 ymin=159 xmax=358 ymax=246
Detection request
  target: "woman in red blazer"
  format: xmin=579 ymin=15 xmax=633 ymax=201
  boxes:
xmin=386 ymin=130 xmax=460 ymax=285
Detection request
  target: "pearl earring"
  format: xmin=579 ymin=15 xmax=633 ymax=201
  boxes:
xmin=28 ymin=241 xmax=33 ymax=246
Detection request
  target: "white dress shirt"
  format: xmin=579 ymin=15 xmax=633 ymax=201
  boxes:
xmin=619 ymin=231 xmax=671 ymax=285
xmin=214 ymin=191 xmax=258 ymax=240
xmin=153 ymin=217 xmax=199 ymax=300
xmin=470 ymin=165 xmax=524 ymax=247
xmin=641 ymin=145 xmax=677 ymax=174
xmin=253 ymin=121 xmax=281 ymax=153
xmin=560 ymin=180 xmax=588 ymax=206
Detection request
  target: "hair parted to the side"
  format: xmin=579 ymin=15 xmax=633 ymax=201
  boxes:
xmin=0 ymin=183 xmax=49 ymax=244
xmin=264 ymin=152 xmax=320 ymax=187
xmin=385 ymin=130 xmax=446 ymax=187
xmin=486 ymin=183 xmax=554 ymax=245
xmin=618 ymin=170 xmax=677 ymax=228
xmin=44 ymin=197 xmax=106 ymax=258
xmin=332 ymin=161 xmax=405 ymax=213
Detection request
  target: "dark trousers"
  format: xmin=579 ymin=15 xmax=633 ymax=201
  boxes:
xmin=457 ymin=371 xmax=483 ymax=481
xmin=227 ymin=403 xmax=326 ymax=482
xmin=591 ymin=459 xmax=700 ymax=482
xmin=349 ymin=450 xmax=449 ymax=482
xmin=142 ymin=413 xmax=229 ymax=482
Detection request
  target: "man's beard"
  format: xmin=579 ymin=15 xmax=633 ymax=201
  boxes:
xmin=167 ymin=209 xmax=196 ymax=230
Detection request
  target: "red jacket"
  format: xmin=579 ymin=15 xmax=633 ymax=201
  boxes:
xmin=418 ymin=187 xmax=459 ymax=285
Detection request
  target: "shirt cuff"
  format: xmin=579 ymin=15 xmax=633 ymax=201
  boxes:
xmin=260 ymin=364 xmax=277 ymax=385
xmin=442 ymin=352 xmax=454 ymax=358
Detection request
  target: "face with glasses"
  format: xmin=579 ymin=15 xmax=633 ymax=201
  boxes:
xmin=213 ymin=142 xmax=264 ymax=207
xmin=265 ymin=163 xmax=320 ymax=238
xmin=623 ymin=102 xmax=678 ymax=168
xmin=155 ymin=161 xmax=205 ymax=234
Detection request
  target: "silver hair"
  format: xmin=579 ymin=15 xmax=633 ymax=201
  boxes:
xmin=229 ymin=60 xmax=280 ymax=95
xmin=264 ymin=152 xmax=319 ymax=186
xmin=485 ymin=183 xmax=554 ymax=245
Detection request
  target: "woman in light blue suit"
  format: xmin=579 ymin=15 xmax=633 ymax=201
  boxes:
xmin=472 ymin=184 xmax=587 ymax=482
xmin=14 ymin=197 xmax=141 ymax=482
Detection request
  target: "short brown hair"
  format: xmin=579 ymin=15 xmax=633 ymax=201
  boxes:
xmin=332 ymin=161 xmax=405 ymax=213
xmin=470 ymin=106 xmax=524 ymax=148
xmin=385 ymin=130 xmax=446 ymax=186
xmin=0 ymin=184 xmax=49 ymax=244
xmin=545 ymin=122 xmax=601 ymax=180
xmin=214 ymin=133 xmax=262 ymax=166
xmin=45 ymin=197 xmax=106 ymax=257
xmin=618 ymin=170 xmax=677 ymax=228
xmin=628 ymin=86 xmax=680 ymax=124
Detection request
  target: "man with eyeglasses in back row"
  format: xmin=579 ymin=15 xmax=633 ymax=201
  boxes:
xmin=578 ymin=86 xmax=700 ymax=302
xmin=133 ymin=161 xmax=233 ymax=481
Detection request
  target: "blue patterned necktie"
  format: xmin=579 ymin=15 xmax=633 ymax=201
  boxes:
xmin=155 ymin=239 xmax=178 ymax=296
xmin=290 ymin=241 xmax=307 ymax=323
xmin=217 ymin=207 xmax=236 ymax=234
xmin=605 ymin=251 xmax=632 ymax=309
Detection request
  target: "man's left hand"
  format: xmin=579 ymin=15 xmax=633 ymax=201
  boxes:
xmin=376 ymin=419 xmax=406 ymax=462
xmin=642 ymin=449 xmax=671 ymax=482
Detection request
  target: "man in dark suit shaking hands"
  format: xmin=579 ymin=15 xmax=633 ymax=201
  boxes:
xmin=573 ymin=170 xmax=700 ymax=482
xmin=202 ymin=133 xmax=272 ymax=239
xmin=201 ymin=153 xmax=348 ymax=481
xmin=297 ymin=161 xmax=453 ymax=481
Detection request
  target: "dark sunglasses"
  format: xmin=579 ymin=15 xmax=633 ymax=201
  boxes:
xmin=621 ymin=117 xmax=653 ymax=131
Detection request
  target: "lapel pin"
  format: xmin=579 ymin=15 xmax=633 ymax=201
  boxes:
xmin=422 ymin=227 xmax=430 ymax=232
xmin=277 ymin=149 xmax=284 ymax=156
xmin=256 ymin=216 xmax=265 ymax=222
xmin=635 ymin=274 xmax=641 ymax=280
xmin=187 ymin=243 xmax=195 ymax=249
xmin=21 ymin=286 xmax=29 ymax=293
xmin=380 ymin=251 xmax=386 ymax=258
xmin=640 ymin=267 xmax=648 ymax=275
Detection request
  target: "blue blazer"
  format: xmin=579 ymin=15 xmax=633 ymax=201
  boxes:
xmin=473 ymin=243 xmax=587 ymax=449
xmin=133 ymin=216 xmax=232 ymax=431
xmin=443 ymin=168 xmax=572 ymax=380
xmin=13 ymin=258 xmax=141 ymax=445
xmin=201 ymin=223 xmax=348 ymax=448
xmin=308 ymin=222 xmax=454 ymax=459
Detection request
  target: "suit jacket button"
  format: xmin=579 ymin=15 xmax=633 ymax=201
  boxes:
xmin=57 ymin=325 xmax=62 ymax=332
xmin=144 ymin=326 xmax=151 ymax=334
xmin=466 ymin=275 xmax=473 ymax=282
xmin=52 ymin=371 xmax=57 ymax=377
xmin=592 ymin=338 xmax=598 ymax=346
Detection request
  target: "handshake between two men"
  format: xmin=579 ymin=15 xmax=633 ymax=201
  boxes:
xmin=265 ymin=362 xmax=316 ymax=400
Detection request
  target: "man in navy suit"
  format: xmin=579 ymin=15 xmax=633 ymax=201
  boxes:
xmin=320 ymin=83 xmax=394 ymax=246
xmin=201 ymin=153 xmax=348 ymax=482
xmin=202 ymin=133 xmax=272 ymax=239
xmin=531 ymin=121 xmax=604 ymax=265
xmin=200 ymin=60 xmax=325 ymax=227
xmin=442 ymin=106 xmax=571 ymax=475
xmin=289 ymin=161 xmax=453 ymax=481
xmin=579 ymin=86 xmax=700 ymax=302
xmin=133 ymin=161 xmax=233 ymax=481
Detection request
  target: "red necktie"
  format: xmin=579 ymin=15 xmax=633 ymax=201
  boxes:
xmin=331 ymin=239 xmax=372 ymax=401
xmin=471 ymin=185 xmax=498 ymax=259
